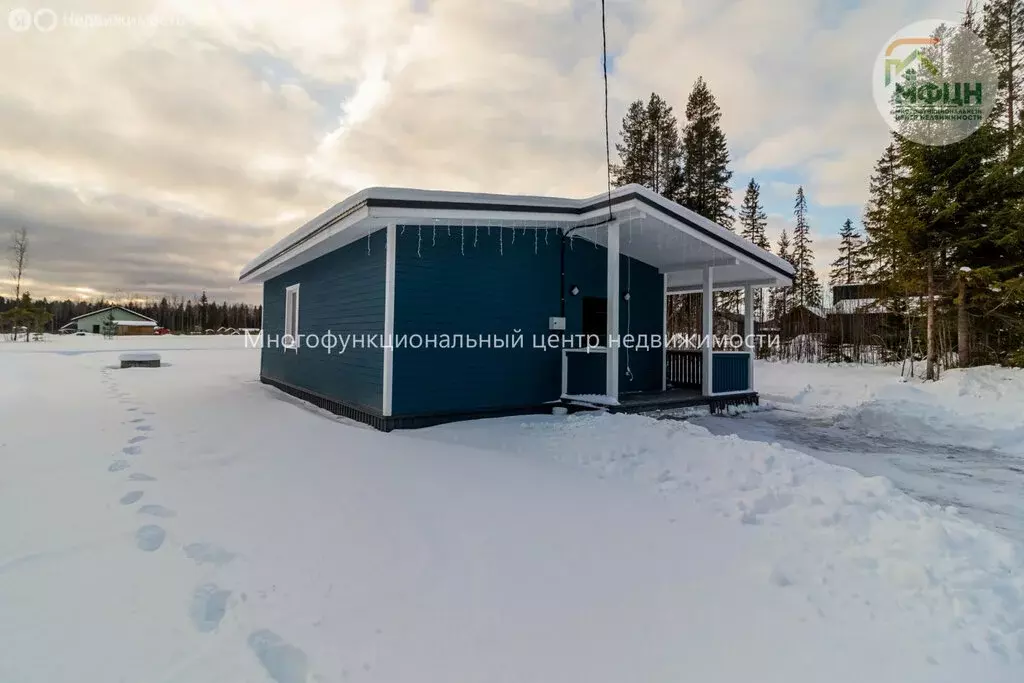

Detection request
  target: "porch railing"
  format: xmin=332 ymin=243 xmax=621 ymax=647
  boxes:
xmin=666 ymin=350 xmax=702 ymax=388
xmin=666 ymin=350 xmax=752 ymax=393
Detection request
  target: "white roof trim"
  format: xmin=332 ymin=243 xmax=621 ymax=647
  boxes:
xmin=239 ymin=184 xmax=794 ymax=285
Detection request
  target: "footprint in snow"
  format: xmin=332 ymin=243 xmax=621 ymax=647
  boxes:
xmin=138 ymin=504 xmax=176 ymax=518
xmin=127 ymin=435 xmax=148 ymax=444
xmin=122 ymin=444 xmax=143 ymax=456
xmin=108 ymin=460 xmax=130 ymax=472
xmin=128 ymin=473 xmax=157 ymax=482
xmin=119 ymin=491 xmax=144 ymax=505
xmin=129 ymin=418 xmax=145 ymax=424
xmin=247 ymin=629 xmax=309 ymax=683
xmin=125 ymin=407 xmax=138 ymax=412
xmin=189 ymin=584 xmax=231 ymax=632
xmin=135 ymin=424 xmax=153 ymax=432
xmin=135 ymin=525 xmax=165 ymax=551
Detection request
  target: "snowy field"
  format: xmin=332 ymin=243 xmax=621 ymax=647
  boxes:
xmin=1 ymin=335 xmax=1023 ymax=682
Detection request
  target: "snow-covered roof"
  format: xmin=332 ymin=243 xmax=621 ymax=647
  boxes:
xmin=64 ymin=306 xmax=157 ymax=324
xmin=239 ymin=185 xmax=795 ymax=289
xmin=114 ymin=320 xmax=158 ymax=327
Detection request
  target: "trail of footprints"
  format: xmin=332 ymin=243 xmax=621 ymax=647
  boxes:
xmin=100 ymin=367 xmax=310 ymax=682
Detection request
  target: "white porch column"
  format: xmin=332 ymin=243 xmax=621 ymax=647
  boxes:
xmin=382 ymin=223 xmax=397 ymax=416
xmin=744 ymin=284 xmax=754 ymax=392
xmin=661 ymin=273 xmax=668 ymax=392
xmin=606 ymin=221 xmax=620 ymax=401
xmin=702 ymin=265 xmax=714 ymax=396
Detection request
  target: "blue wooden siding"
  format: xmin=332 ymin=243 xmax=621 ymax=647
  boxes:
xmin=392 ymin=225 xmax=562 ymax=415
xmin=712 ymin=352 xmax=751 ymax=393
xmin=563 ymin=240 xmax=663 ymax=394
xmin=262 ymin=229 xmax=386 ymax=412
xmin=391 ymin=226 xmax=664 ymax=416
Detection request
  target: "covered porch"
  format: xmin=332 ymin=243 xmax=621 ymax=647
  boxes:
xmin=558 ymin=188 xmax=792 ymax=411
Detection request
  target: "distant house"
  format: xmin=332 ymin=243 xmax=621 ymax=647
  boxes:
xmin=777 ymin=304 xmax=828 ymax=337
xmin=59 ymin=306 xmax=158 ymax=335
xmin=239 ymin=185 xmax=793 ymax=431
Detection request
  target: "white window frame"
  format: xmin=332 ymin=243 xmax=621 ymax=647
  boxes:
xmin=284 ymin=283 xmax=300 ymax=349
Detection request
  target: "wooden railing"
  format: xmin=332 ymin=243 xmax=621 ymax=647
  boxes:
xmin=666 ymin=350 xmax=702 ymax=388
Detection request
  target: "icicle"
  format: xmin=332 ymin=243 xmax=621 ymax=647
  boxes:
xmin=447 ymin=224 xmax=451 ymax=237
xmin=400 ymin=225 xmax=406 ymax=236
xmin=417 ymin=225 xmax=422 ymax=258
xmin=460 ymin=224 xmax=465 ymax=256
xmin=367 ymin=231 xmax=371 ymax=255
xmin=432 ymin=221 xmax=437 ymax=247
xmin=544 ymin=228 xmax=549 ymax=245
xmin=511 ymin=222 xmax=516 ymax=245
xmin=474 ymin=225 xmax=478 ymax=248
xmin=499 ymin=225 xmax=504 ymax=256
xmin=534 ymin=227 xmax=538 ymax=255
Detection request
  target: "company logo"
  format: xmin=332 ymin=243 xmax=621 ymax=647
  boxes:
xmin=873 ymin=19 xmax=997 ymax=146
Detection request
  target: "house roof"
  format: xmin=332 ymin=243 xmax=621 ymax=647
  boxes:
xmin=62 ymin=305 xmax=157 ymax=325
xmin=239 ymin=185 xmax=795 ymax=289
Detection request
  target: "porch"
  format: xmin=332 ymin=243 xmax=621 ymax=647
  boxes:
xmin=561 ymin=349 xmax=758 ymax=413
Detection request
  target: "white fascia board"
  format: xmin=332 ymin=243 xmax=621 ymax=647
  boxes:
xmin=368 ymin=206 xmax=580 ymax=226
xmin=629 ymin=202 xmax=792 ymax=284
xmin=622 ymin=186 xmax=794 ymax=277
xmin=240 ymin=206 xmax=371 ymax=283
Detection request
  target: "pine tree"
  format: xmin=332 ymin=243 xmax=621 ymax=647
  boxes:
xmin=771 ymin=229 xmax=793 ymax=320
xmin=791 ymin=187 xmax=822 ymax=308
xmin=679 ymin=77 xmax=733 ymax=227
xmin=738 ymin=178 xmax=771 ymax=320
xmin=830 ymin=219 xmax=868 ymax=285
xmin=612 ymin=93 xmax=683 ymax=197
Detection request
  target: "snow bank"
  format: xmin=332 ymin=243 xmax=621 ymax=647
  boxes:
xmin=423 ymin=412 xmax=1024 ymax=665
xmin=758 ymin=361 xmax=1024 ymax=456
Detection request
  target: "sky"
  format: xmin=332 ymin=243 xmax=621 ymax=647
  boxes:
xmin=0 ymin=0 xmax=969 ymax=304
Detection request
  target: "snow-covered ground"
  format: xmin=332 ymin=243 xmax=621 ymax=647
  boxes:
xmin=692 ymin=361 xmax=1024 ymax=541
xmin=1 ymin=337 xmax=1023 ymax=682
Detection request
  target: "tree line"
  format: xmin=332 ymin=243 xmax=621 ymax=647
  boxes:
xmin=859 ymin=0 xmax=1024 ymax=374
xmin=615 ymin=0 xmax=1024 ymax=372
xmin=0 ymin=292 xmax=263 ymax=336
xmin=2 ymin=227 xmax=262 ymax=338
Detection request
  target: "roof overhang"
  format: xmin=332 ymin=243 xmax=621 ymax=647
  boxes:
xmin=239 ymin=185 xmax=795 ymax=288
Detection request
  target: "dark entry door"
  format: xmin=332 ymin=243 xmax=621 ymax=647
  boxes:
xmin=581 ymin=296 xmax=607 ymax=346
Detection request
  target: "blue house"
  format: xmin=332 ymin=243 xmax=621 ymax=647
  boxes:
xmin=239 ymin=184 xmax=794 ymax=430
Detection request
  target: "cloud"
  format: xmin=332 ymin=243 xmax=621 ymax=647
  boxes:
xmin=0 ymin=0 xmax=969 ymax=301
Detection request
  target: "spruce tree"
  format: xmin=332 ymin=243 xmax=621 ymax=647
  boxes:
xmin=772 ymin=229 xmax=793 ymax=320
xmin=738 ymin=178 xmax=771 ymax=320
xmin=863 ymin=140 xmax=906 ymax=285
xmin=679 ymin=77 xmax=733 ymax=227
xmin=830 ymin=219 xmax=868 ymax=285
xmin=612 ymin=93 xmax=683 ymax=197
xmin=791 ymin=187 xmax=822 ymax=308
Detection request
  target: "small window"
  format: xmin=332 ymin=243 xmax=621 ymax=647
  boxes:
xmin=581 ymin=296 xmax=607 ymax=346
xmin=284 ymin=284 xmax=300 ymax=348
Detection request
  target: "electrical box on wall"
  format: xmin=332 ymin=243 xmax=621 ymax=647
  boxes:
xmin=548 ymin=316 xmax=566 ymax=331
